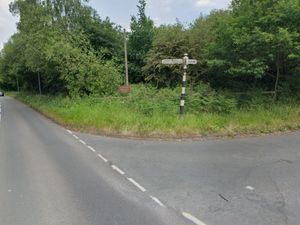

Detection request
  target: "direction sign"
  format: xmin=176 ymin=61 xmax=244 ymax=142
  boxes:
xmin=187 ymin=59 xmax=197 ymax=65
xmin=161 ymin=53 xmax=198 ymax=117
xmin=162 ymin=59 xmax=183 ymax=65
xmin=162 ymin=59 xmax=197 ymax=65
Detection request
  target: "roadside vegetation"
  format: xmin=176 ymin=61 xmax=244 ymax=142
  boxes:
xmin=14 ymin=85 xmax=300 ymax=138
xmin=1 ymin=0 xmax=300 ymax=138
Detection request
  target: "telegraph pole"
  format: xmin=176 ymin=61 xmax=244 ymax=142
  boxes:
xmin=124 ymin=29 xmax=129 ymax=86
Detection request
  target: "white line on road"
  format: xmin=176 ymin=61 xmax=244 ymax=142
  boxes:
xmin=127 ymin=178 xmax=147 ymax=192
xmin=246 ymin=186 xmax=255 ymax=191
xmin=87 ymin=145 xmax=96 ymax=152
xmin=79 ymin=139 xmax=87 ymax=145
xmin=73 ymin=134 xmax=79 ymax=139
xmin=97 ymin=153 xmax=108 ymax=162
xmin=150 ymin=195 xmax=165 ymax=208
xmin=64 ymin=130 xmax=176 ymax=216
xmin=182 ymin=212 xmax=207 ymax=225
xmin=111 ymin=165 xmax=125 ymax=175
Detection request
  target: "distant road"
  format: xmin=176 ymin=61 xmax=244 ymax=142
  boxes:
xmin=0 ymin=97 xmax=192 ymax=225
xmin=1 ymin=96 xmax=300 ymax=225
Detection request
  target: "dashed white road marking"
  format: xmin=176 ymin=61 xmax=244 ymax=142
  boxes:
xmin=73 ymin=134 xmax=79 ymax=139
xmin=65 ymin=129 xmax=207 ymax=224
xmin=246 ymin=186 xmax=255 ymax=191
xmin=127 ymin=178 xmax=147 ymax=192
xmin=111 ymin=165 xmax=125 ymax=175
xmin=79 ymin=139 xmax=87 ymax=145
xmin=5 ymin=101 xmax=209 ymax=225
xmin=150 ymin=195 xmax=165 ymax=208
xmin=97 ymin=153 xmax=108 ymax=162
xmin=87 ymin=145 xmax=96 ymax=152
xmin=182 ymin=212 xmax=207 ymax=225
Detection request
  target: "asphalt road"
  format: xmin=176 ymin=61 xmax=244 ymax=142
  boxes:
xmin=77 ymin=119 xmax=300 ymax=225
xmin=1 ymin=96 xmax=300 ymax=225
xmin=0 ymin=97 xmax=192 ymax=225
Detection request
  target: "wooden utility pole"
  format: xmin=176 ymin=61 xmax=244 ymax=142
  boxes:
xmin=124 ymin=29 xmax=129 ymax=86
xmin=118 ymin=29 xmax=131 ymax=94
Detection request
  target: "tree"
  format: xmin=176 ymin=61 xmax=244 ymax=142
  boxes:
xmin=209 ymin=0 xmax=300 ymax=96
xmin=128 ymin=0 xmax=154 ymax=83
xmin=0 ymin=34 xmax=27 ymax=91
xmin=1 ymin=0 xmax=123 ymax=96
xmin=188 ymin=10 xmax=230 ymax=86
xmin=143 ymin=24 xmax=188 ymax=87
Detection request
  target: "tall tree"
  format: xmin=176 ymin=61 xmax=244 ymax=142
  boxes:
xmin=209 ymin=0 xmax=300 ymax=96
xmin=1 ymin=0 xmax=122 ymax=96
xmin=128 ymin=0 xmax=154 ymax=83
xmin=143 ymin=24 xmax=188 ymax=87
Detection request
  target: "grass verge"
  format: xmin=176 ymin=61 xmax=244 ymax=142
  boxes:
xmin=12 ymin=92 xmax=300 ymax=139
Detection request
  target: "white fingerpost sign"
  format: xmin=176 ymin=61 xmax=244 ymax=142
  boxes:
xmin=162 ymin=53 xmax=197 ymax=117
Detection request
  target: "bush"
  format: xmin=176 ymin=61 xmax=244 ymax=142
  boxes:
xmin=123 ymin=84 xmax=237 ymax=115
xmin=127 ymin=85 xmax=178 ymax=115
xmin=235 ymin=90 xmax=273 ymax=109
xmin=48 ymin=39 xmax=122 ymax=97
xmin=187 ymin=83 xmax=238 ymax=113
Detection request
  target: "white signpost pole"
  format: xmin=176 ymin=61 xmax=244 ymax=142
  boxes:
xmin=162 ymin=53 xmax=197 ymax=117
xmin=180 ymin=54 xmax=188 ymax=116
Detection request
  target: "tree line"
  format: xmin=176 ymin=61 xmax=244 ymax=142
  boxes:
xmin=0 ymin=0 xmax=299 ymax=99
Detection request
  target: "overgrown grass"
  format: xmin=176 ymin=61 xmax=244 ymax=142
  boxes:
xmin=13 ymin=85 xmax=300 ymax=139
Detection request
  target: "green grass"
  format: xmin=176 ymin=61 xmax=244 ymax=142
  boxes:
xmin=13 ymin=92 xmax=300 ymax=139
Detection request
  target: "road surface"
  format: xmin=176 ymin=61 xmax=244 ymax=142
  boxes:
xmin=1 ymin=96 xmax=300 ymax=225
xmin=0 ymin=97 xmax=192 ymax=225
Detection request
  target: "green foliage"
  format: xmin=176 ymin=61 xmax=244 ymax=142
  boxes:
xmin=188 ymin=10 xmax=230 ymax=84
xmin=47 ymin=37 xmax=122 ymax=96
xmin=128 ymin=0 xmax=154 ymax=83
xmin=209 ymin=0 xmax=300 ymax=93
xmin=14 ymin=89 xmax=300 ymax=137
xmin=188 ymin=84 xmax=238 ymax=113
xmin=120 ymin=84 xmax=238 ymax=115
xmin=1 ymin=0 xmax=300 ymax=108
xmin=127 ymin=85 xmax=178 ymax=115
xmin=1 ymin=0 xmax=122 ymax=96
xmin=143 ymin=24 xmax=188 ymax=87
xmin=234 ymin=90 xmax=274 ymax=109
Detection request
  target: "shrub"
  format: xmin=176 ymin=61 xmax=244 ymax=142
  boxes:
xmin=187 ymin=83 xmax=238 ymax=113
xmin=124 ymin=84 xmax=237 ymax=115
xmin=48 ymin=39 xmax=122 ymax=97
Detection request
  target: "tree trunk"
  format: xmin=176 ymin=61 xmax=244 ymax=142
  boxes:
xmin=38 ymin=72 xmax=42 ymax=95
xmin=273 ymin=59 xmax=280 ymax=102
xmin=16 ymin=76 xmax=20 ymax=93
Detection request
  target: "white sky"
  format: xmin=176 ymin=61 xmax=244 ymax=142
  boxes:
xmin=0 ymin=0 xmax=18 ymax=50
xmin=0 ymin=0 xmax=230 ymax=50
